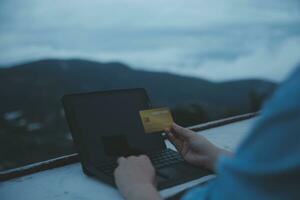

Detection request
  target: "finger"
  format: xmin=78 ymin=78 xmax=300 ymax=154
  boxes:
xmin=139 ymin=154 xmax=149 ymax=160
xmin=181 ymin=144 xmax=189 ymax=156
xmin=166 ymin=132 xmax=181 ymax=144
xmin=126 ymin=156 xmax=138 ymax=162
xmin=164 ymin=127 xmax=171 ymax=133
xmin=127 ymin=155 xmax=136 ymax=159
xmin=113 ymin=166 xmax=119 ymax=177
xmin=139 ymin=155 xmax=154 ymax=166
xmin=117 ymin=157 xmax=126 ymax=165
xmin=166 ymin=132 xmax=183 ymax=152
xmin=171 ymin=123 xmax=193 ymax=139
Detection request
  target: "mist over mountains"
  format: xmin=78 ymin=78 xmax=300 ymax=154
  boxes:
xmin=0 ymin=59 xmax=277 ymax=170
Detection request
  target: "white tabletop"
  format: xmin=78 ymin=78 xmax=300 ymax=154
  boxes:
xmin=0 ymin=118 xmax=256 ymax=200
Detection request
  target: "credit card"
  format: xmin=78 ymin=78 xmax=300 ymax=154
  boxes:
xmin=139 ymin=107 xmax=174 ymax=134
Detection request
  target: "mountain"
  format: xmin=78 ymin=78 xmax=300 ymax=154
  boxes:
xmin=0 ymin=58 xmax=276 ymax=112
xmin=0 ymin=59 xmax=277 ymax=170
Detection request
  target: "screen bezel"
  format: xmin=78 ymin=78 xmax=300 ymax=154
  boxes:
xmin=61 ymin=88 xmax=166 ymax=165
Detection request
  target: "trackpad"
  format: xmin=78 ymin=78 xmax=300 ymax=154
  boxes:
xmin=157 ymin=163 xmax=196 ymax=180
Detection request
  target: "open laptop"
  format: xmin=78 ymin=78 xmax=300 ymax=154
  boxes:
xmin=62 ymin=88 xmax=212 ymax=189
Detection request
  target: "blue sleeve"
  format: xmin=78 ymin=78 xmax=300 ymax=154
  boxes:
xmin=183 ymin=66 xmax=300 ymax=200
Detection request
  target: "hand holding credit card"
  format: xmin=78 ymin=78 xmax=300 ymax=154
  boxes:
xmin=139 ymin=107 xmax=174 ymax=133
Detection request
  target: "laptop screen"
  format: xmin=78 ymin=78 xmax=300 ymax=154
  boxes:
xmin=64 ymin=89 xmax=166 ymax=164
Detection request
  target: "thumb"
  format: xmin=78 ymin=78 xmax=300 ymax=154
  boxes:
xmin=171 ymin=123 xmax=194 ymax=139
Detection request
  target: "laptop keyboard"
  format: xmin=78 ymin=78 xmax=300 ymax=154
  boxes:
xmin=96 ymin=149 xmax=184 ymax=176
xmin=148 ymin=149 xmax=184 ymax=168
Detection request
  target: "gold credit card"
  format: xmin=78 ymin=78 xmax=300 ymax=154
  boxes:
xmin=139 ymin=107 xmax=174 ymax=134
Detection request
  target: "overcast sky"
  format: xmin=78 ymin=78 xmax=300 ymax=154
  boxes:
xmin=0 ymin=0 xmax=300 ymax=82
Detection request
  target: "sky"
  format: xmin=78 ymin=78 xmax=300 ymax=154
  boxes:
xmin=0 ymin=0 xmax=300 ymax=82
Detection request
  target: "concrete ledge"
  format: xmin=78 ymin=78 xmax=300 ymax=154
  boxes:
xmin=0 ymin=112 xmax=258 ymax=181
xmin=189 ymin=112 xmax=259 ymax=132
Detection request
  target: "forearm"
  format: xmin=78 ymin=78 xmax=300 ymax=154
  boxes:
xmin=123 ymin=184 xmax=162 ymax=200
xmin=211 ymin=147 xmax=233 ymax=172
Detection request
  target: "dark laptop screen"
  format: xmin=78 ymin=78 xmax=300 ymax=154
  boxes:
xmin=64 ymin=89 xmax=166 ymax=164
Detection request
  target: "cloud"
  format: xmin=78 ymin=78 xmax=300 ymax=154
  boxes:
xmin=0 ymin=0 xmax=300 ymax=81
xmin=1 ymin=0 xmax=299 ymax=30
xmin=172 ymin=36 xmax=300 ymax=82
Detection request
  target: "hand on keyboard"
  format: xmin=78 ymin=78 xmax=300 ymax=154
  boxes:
xmin=114 ymin=155 xmax=162 ymax=200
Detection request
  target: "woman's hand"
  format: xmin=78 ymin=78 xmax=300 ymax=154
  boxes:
xmin=166 ymin=123 xmax=231 ymax=171
xmin=114 ymin=155 xmax=162 ymax=200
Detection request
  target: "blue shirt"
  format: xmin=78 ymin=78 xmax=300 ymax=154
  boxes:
xmin=183 ymin=66 xmax=300 ymax=200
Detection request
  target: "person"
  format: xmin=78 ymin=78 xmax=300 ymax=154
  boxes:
xmin=114 ymin=65 xmax=300 ymax=200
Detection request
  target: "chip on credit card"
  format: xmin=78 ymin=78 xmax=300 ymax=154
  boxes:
xmin=139 ymin=107 xmax=174 ymax=134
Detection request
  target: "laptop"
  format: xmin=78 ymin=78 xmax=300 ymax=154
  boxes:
xmin=62 ymin=88 xmax=212 ymax=189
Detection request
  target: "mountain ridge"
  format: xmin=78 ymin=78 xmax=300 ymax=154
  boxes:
xmin=0 ymin=58 xmax=277 ymax=111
